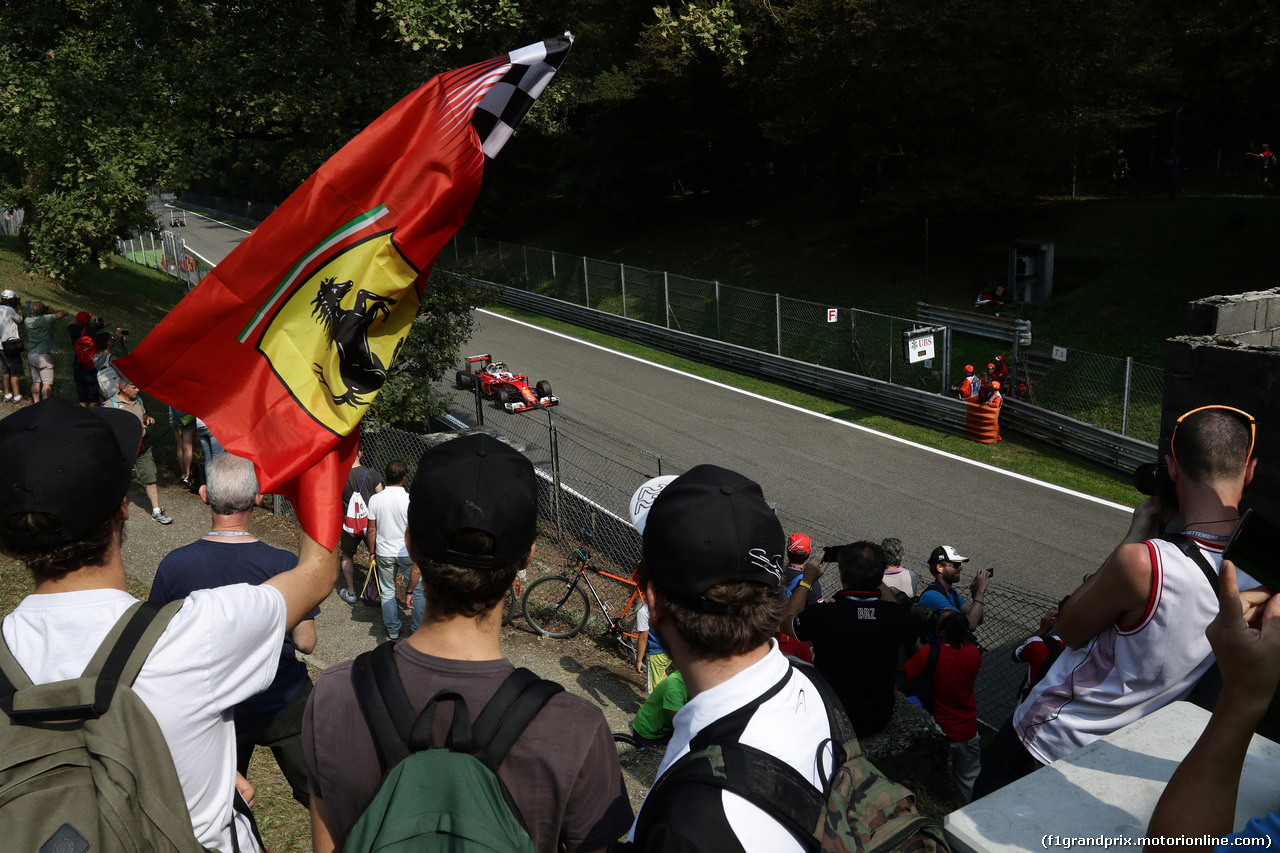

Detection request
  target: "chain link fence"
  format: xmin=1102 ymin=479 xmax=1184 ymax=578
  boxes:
xmin=444 ymin=236 xmax=949 ymax=394
xmin=1012 ymin=340 xmax=1163 ymax=443
xmin=115 ymin=230 xmax=212 ymax=294
xmin=446 ymin=234 xmax=1175 ymax=440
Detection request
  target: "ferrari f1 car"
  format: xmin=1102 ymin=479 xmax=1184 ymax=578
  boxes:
xmin=455 ymin=354 xmax=559 ymax=413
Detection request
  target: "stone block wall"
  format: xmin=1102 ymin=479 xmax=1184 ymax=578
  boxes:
xmin=1163 ymin=289 xmax=1280 ymax=524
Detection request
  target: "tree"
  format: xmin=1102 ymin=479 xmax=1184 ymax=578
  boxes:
xmin=0 ymin=1 xmax=193 ymax=281
xmin=366 ymin=268 xmax=495 ymax=429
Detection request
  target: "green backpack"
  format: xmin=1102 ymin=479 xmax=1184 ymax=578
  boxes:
xmin=628 ymin=663 xmax=950 ymax=853
xmin=0 ymin=600 xmax=213 ymax=853
xmin=345 ymin=642 xmax=564 ymax=853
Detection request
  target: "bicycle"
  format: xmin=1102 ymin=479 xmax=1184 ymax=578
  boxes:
xmin=500 ymin=568 xmax=527 ymax=626
xmin=522 ymin=530 xmax=641 ymax=661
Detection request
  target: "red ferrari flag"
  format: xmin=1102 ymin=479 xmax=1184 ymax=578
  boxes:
xmin=118 ymin=36 xmax=573 ymax=549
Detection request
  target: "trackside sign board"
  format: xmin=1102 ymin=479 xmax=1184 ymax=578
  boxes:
xmin=902 ymin=327 xmax=939 ymax=364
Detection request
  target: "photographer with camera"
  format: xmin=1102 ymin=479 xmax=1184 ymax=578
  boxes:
xmin=920 ymin=545 xmax=989 ymax=633
xmin=974 ymin=405 xmax=1263 ymax=800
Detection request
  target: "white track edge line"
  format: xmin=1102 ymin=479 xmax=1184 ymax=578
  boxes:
xmin=479 ymin=308 xmax=1134 ymax=513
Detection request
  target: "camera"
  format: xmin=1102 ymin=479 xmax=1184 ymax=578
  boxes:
xmin=1133 ymin=460 xmax=1178 ymax=507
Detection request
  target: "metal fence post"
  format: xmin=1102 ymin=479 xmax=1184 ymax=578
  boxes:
xmin=273 ymin=495 xmax=282 ymax=516
xmin=776 ymin=293 xmax=782 ymax=356
xmin=887 ymin=317 xmax=893 ymax=385
xmin=715 ymin=281 xmax=721 ymax=339
xmin=523 ymin=244 xmax=529 ymax=285
xmin=664 ymin=272 xmax=671 ymax=329
xmin=551 ymin=252 xmax=557 ymax=298
xmin=620 ymin=263 xmax=627 ymax=318
xmin=1122 ymin=356 xmax=1133 ymax=436
xmin=148 ymin=231 xmax=157 ymax=268
xmin=548 ymin=416 xmax=564 ymax=539
xmin=454 ymin=234 xmax=460 ymax=265
xmin=583 ymin=256 xmax=590 ymax=308
xmin=474 ymin=377 xmax=485 ymax=427
xmin=941 ymin=326 xmax=952 ymax=395
xmin=473 ymin=236 xmax=478 ymax=259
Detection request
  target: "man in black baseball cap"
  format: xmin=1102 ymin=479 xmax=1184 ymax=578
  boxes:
xmin=625 ymin=464 xmax=846 ymax=852
xmin=302 ymin=432 xmax=632 ymax=853
xmin=0 ymin=397 xmax=337 ymax=851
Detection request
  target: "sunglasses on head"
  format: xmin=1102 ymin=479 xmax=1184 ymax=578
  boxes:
xmin=1170 ymin=405 xmax=1256 ymax=467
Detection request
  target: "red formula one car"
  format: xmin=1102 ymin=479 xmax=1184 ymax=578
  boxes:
xmin=455 ymin=354 xmax=559 ymax=413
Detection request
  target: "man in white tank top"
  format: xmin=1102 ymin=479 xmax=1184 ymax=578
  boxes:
xmin=974 ymin=406 xmax=1262 ymax=799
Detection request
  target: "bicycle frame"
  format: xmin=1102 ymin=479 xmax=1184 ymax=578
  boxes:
xmin=570 ymin=561 xmax=641 ymax=652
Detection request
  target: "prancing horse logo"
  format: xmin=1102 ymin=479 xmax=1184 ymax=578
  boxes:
xmin=309 ymin=277 xmax=402 ymax=408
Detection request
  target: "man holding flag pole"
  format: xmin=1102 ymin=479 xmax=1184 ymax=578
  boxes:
xmin=119 ymin=34 xmax=632 ymax=852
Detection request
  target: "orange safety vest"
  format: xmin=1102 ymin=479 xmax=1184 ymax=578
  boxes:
xmin=986 ymin=390 xmax=1003 ymax=410
xmin=959 ymin=374 xmax=981 ymax=402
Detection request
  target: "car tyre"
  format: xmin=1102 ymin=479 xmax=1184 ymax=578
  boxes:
xmin=456 ymin=370 xmax=473 ymax=390
xmin=536 ymin=380 xmax=553 ymax=399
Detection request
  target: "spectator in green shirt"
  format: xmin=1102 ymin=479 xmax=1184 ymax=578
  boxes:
xmin=23 ymin=302 xmax=68 ymax=401
xmin=630 ymin=670 xmax=688 ymax=748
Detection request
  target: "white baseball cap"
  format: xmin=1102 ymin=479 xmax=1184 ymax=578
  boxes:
xmin=629 ymin=474 xmax=678 ymax=535
xmin=0 ymin=289 xmax=15 ymax=300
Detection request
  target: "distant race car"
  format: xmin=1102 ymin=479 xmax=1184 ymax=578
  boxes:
xmin=455 ymin=353 xmax=559 ymax=413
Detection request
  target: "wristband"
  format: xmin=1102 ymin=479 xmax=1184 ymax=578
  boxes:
xmin=798 ymin=580 xmax=813 ymax=591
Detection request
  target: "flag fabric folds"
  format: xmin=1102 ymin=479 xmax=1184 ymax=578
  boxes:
xmin=118 ymin=36 xmax=573 ymax=549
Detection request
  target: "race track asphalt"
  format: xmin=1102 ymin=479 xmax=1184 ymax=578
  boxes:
xmin=167 ymin=203 xmax=1132 ymax=604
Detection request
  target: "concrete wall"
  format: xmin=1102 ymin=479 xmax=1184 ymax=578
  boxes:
xmin=1163 ymin=289 xmax=1280 ymax=523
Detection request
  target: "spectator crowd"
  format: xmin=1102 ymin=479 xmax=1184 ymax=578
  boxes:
xmin=1 ymin=392 xmax=1277 ymax=853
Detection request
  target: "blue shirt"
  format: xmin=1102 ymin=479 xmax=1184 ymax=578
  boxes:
xmin=1218 ymin=811 xmax=1280 ymax=851
xmin=149 ymin=538 xmax=319 ymax=729
xmin=919 ymin=584 xmax=966 ymax=613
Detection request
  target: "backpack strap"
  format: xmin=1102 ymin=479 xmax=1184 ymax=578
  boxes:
xmin=640 ymin=741 xmax=824 ymax=853
xmin=1161 ymin=532 xmax=1220 ymax=595
xmin=0 ymin=600 xmax=183 ymax=722
xmin=471 ymin=667 xmax=564 ymax=773
xmin=924 ymin=638 xmax=941 ymax=679
xmin=351 ymin=642 xmax=415 ymax=774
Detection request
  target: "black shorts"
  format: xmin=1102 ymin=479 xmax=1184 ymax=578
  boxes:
xmin=0 ymin=349 xmax=20 ymax=377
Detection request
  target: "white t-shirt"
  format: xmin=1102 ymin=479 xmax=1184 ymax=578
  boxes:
xmin=628 ymin=641 xmax=835 ymax=851
xmin=0 ymin=304 xmax=19 ymax=341
xmin=3 ymin=585 xmax=287 ymax=851
xmin=367 ymin=485 xmax=411 ymax=558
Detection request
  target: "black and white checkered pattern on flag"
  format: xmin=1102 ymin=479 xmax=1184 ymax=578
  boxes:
xmin=473 ymin=34 xmax=574 ymax=160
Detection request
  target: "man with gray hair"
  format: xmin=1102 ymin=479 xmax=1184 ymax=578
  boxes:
xmin=149 ymin=451 xmax=319 ymax=806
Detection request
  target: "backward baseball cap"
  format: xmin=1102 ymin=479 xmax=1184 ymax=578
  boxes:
xmin=640 ymin=464 xmax=785 ymax=612
xmin=0 ymin=398 xmax=141 ymax=549
xmin=408 ymin=432 xmax=538 ymax=569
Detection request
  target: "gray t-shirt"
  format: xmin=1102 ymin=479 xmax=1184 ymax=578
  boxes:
xmin=23 ymin=314 xmax=58 ymax=354
xmin=302 ymin=643 xmax=633 ymax=852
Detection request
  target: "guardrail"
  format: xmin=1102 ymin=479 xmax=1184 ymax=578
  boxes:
xmin=492 ymin=282 xmax=1157 ymax=473
xmin=1002 ymin=398 xmax=1155 ymax=471
xmin=496 ymin=284 xmax=973 ymax=439
xmin=917 ymin=302 xmax=1033 ymax=346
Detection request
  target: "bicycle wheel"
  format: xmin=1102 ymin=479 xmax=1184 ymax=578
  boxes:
xmin=613 ymin=731 xmax=640 ymax=763
xmin=501 ymin=586 xmax=517 ymax=626
xmin=523 ymin=576 xmax=590 ymax=638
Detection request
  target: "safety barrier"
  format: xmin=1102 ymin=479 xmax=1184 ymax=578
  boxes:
xmin=491 ymin=282 xmax=1157 ymax=473
xmin=917 ymin=302 xmax=1033 ymax=347
xmin=965 ymin=403 xmax=1002 ymax=443
xmin=1001 ymin=398 xmax=1155 ymax=471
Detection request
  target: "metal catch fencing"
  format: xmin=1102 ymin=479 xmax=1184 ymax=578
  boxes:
xmin=266 ymin=381 xmax=1071 ymax=729
xmin=445 ymin=236 xmax=947 ymax=394
xmin=115 ymin=231 xmax=212 ymax=293
xmin=1012 ymin=341 xmax=1163 ymax=444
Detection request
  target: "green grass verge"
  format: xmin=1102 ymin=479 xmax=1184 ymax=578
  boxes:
xmin=485 ymin=302 xmax=1144 ymax=508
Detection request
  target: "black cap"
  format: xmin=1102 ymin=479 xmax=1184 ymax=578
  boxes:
xmin=408 ymin=433 xmax=538 ymax=569
xmin=641 ymin=464 xmax=785 ymax=611
xmin=0 ymin=398 xmax=142 ymax=548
